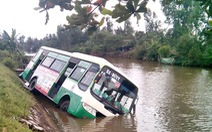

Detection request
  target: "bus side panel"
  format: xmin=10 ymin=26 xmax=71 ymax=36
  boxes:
xmin=53 ymin=86 xmax=81 ymax=113
xmin=33 ymin=65 xmax=59 ymax=96
xmin=53 ymin=87 xmax=95 ymax=118
xmin=53 ymin=78 xmax=97 ymax=118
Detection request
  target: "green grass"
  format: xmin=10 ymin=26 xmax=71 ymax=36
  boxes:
xmin=0 ymin=63 xmax=34 ymax=132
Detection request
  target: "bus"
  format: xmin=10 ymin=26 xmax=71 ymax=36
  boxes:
xmin=20 ymin=46 xmax=139 ymax=119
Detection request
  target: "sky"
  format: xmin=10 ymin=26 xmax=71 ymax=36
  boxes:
xmin=0 ymin=0 xmax=165 ymax=39
xmin=0 ymin=0 xmax=70 ymax=39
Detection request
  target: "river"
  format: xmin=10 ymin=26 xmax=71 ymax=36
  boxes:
xmin=35 ymin=58 xmax=212 ymax=132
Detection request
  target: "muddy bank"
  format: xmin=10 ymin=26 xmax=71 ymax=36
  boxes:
xmin=20 ymin=101 xmax=60 ymax=132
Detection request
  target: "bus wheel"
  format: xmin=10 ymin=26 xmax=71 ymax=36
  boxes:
xmin=29 ymin=78 xmax=37 ymax=93
xmin=60 ymin=100 xmax=70 ymax=112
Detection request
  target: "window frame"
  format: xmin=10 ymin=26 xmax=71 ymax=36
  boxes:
xmin=41 ymin=56 xmax=55 ymax=68
xmin=78 ymin=63 xmax=100 ymax=91
xmin=69 ymin=66 xmax=86 ymax=81
xmin=50 ymin=59 xmax=66 ymax=73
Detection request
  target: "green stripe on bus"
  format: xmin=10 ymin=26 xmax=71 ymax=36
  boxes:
xmin=53 ymin=87 xmax=95 ymax=118
xmin=22 ymin=68 xmax=31 ymax=80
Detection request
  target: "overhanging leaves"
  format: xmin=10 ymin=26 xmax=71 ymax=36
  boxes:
xmin=100 ymin=8 xmax=113 ymax=15
xmin=136 ymin=0 xmax=148 ymax=13
xmin=37 ymin=0 xmax=150 ymax=33
xmin=112 ymin=4 xmax=131 ymax=22
xmin=126 ymin=0 xmax=135 ymax=13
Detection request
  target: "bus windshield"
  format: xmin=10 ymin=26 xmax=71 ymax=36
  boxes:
xmin=91 ymin=66 xmax=138 ymax=114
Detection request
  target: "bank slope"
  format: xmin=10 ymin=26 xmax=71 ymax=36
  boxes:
xmin=0 ymin=63 xmax=33 ymax=132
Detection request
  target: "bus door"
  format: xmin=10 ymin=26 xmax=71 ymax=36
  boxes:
xmin=48 ymin=58 xmax=79 ymax=99
xmin=22 ymin=49 xmax=46 ymax=81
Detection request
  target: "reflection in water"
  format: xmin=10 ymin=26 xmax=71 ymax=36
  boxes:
xmin=36 ymin=58 xmax=212 ymax=131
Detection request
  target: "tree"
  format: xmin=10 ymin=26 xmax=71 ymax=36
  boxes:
xmin=56 ymin=26 xmax=88 ymax=50
xmin=123 ymin=20 xmax=134 ymax=37
xmin=36 ymin=0 xmax=149 ymax=32
xmin=101 ymin=17 xmax=113 ymax=33
xmin=144 ymin=9 xmax=161 ymax=33
xmin=0 ymin=29 xmax=18 ymax=51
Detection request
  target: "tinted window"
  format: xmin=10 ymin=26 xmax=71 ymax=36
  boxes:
xmin=81 ymin=71 xmax=96 ymax=86
xmin=42 ymin=57 xmax=54 ymax=67
xmin=50 ymin=59 xmax=66 ymax=72
xmin=64 ymin=62 xmax=76 ymax=77
xmin=70 ymin=67 xmax=86 ymax=81
xmin=79 ymin=64 xmax=100 ymax=91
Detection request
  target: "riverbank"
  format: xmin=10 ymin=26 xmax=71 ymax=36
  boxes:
xmin=0 ymin=63 xmax=58 ymax=131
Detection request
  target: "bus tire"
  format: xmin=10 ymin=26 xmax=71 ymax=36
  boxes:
xmin=29 ymin=78 xmax=37 ymax=93
xmin=60 ymin=100 xmax=70 ymax=112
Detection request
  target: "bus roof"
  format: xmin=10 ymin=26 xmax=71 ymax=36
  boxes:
xmin=41 ymin=46 xmax=74 ymax=57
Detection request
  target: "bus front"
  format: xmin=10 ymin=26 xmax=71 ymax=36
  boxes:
xmin=91 ymin=66 xmax=138 ymax=116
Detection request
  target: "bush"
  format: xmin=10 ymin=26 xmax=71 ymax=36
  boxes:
xmin=2 ymin=58 xmax=17 ymax=70
xmin=158 ymin=45 xmax=171 ymax=58
xmin=188 ymin=46 xmax=203 ymax=66
xmin=134 ymin=45 xmax=146 ymax=60
xmin=0 ymin=50 xmax=28 ymax=70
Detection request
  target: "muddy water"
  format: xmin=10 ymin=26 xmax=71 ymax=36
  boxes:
xmin=35 ymin=58 xmax=212 ymax=132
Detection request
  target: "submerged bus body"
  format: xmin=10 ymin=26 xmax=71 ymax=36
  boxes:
xmin=20 ymin=46 xmax=139 ymax=118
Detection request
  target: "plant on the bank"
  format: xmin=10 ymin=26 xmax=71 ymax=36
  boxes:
xmin=0 ymin=64 xmax=33 ymax=131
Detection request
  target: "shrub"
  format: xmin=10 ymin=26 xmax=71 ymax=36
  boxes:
xmin=158 ymin=45 xmax=171 ymax=58
xmin=2 ymin=58 xmax=17 ymax=70
xmin=134 ymin=45 xmax=146 ymax=60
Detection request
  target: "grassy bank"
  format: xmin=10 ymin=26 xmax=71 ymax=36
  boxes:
xmin=0 ymin=63 xmax=33 ymax=131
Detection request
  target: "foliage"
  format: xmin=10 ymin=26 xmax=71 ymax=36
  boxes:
xmin=158 ymin=45 xmax=171 ymax=58
xmin=161 ymin=0 xmax=212 ymax=17
xmin=202 ymin=40 xmax=212 ymax=66
xmin=134 ymin=31 xmax=162 ymax=61
xmin=0 ymin=64 xmax=33 ymax=131
xmin=0 ymin=29 xmax=18 ymax=51
xmin=2 ymin=0 xmax=212 ymax=67
xmin=0 ymin=30 xmax=29 ymax=70
xmin=173 ymin=34 xmax=203 ymax=66
xmin=36 ymin=0 xmax=149 ymax=32
xmin=2 ymin=58 xmax=17 ymax=70
xmin=195 ymin=0 xmax=212 ymax=17
xmin=86 ymin=31 xmax=125 ymax=53
xmin=0 ymin=50 xmax=28 ymax=70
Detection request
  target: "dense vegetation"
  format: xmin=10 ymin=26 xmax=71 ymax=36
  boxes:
xmin=0 ymin=64 xmax=33 ymax=131
xmin=0 ymin=0 xmax=212 ymax=68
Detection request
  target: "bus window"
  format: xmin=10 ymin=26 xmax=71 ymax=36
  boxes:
xmin=64 ymin=62 xmax=76 ymax=77
xmin=115 ymin=94 xmax=133 ymax=113
xmin=79 ymin=64 xmax=100 ymax=91
xmin=50 ymin=59 xmax=66 ymax=72
xmin=79 ymin=71 xmax=96 ymax=91
xmin=70 ymin=67 xmax=86 ymax=81
xmin=42 ymin=56 xmax=54 ymax=67
xmin=64 ymin=68 xmax=73 ymax=77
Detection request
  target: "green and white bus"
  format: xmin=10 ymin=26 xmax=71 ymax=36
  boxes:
xmin=20 ymin=46 xmax=139 ymax=119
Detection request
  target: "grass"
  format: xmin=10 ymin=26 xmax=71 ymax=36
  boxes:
xmin=0 ymin=63 xmax=34 ymax=132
